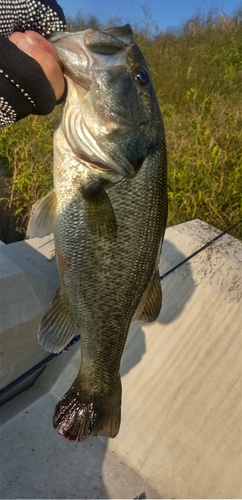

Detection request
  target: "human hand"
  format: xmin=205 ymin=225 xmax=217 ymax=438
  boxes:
xmin=9 ymin=30 xmax=65 ymax=101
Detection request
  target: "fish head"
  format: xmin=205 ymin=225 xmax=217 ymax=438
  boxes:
xmin=50 ymin=25 xmax=164 ymax=180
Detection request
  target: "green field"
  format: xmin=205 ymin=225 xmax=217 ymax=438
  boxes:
xmin=0 ymin=11 xmax=241 ymax=240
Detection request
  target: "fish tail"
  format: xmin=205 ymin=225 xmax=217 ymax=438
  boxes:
xmin=53 ymin=375 xmax=122 ymax=442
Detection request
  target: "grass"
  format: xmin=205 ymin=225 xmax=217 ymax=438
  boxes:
xmin=0 ymin=110 xmax=59 ymax=238
xmin=136 ymin=12 xmax=242 ymax=239
xmin=0 ymin=11 xmax=241 ymax=240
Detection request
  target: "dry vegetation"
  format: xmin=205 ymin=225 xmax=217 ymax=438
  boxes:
xmin=0 ymin=10 xmax=241 ymax=241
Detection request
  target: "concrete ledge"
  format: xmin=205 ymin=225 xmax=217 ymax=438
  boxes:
xmin=0 ymin=220 xmax=241 ymax=499
xmin=0 ymin=235 xmax=59 ymax=391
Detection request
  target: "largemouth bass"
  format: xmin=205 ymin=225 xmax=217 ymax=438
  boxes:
xmin=28 ymin=24 xmax=167 ymax=442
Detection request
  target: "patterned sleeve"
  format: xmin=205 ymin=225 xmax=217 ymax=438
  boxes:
xmin=0 ymin=0 xmax=66 ymax=127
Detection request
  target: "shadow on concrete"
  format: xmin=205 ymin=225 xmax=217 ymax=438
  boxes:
xmin=158 ymin=239 xmax=194 ymax=324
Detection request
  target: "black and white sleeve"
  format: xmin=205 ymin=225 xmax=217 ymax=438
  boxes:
xmin=0 ymin=0 xmax=66 ymax=127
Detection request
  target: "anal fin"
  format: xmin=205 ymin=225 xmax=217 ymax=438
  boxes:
xmin=38 ymin=286 xmax=78 ymax=353
xmin=27 ymin=189 xmax=57 ymax=238
xmin=133 ymin=271 xmax=162 ymax=323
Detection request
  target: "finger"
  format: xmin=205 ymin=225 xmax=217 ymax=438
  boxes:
xmin=9 ymin=32 xmax=65 ymax=101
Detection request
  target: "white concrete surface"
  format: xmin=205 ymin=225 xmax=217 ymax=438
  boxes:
xmin=0 ymin=220 xmax=241 ymax=499
xmin=0 ymin=235 xmax=58 ymax=392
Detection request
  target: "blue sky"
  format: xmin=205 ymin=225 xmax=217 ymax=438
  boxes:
xmin=58 ymin=0 xmax=241 ymax=32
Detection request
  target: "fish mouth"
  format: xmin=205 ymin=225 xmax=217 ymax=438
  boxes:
xmin=50 ymin=26 xmax=149 ymax=179
xmin=49 ymin=25 xmax=134 ymax=80
xmin=50 ymin=26 xmax=137 ymax=129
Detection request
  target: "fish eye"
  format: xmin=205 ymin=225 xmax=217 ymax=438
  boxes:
xmin=134 ymin=67 xmax=149 ymax=85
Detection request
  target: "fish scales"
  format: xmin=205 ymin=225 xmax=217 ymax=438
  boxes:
xmin=55 ymin=150 xmax=166 ymax=376
xmin=28 ymin=24 xmax=167 ymax=441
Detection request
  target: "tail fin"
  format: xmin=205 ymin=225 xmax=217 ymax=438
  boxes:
xmin=53 ymin=376 xmax=122 ymax=442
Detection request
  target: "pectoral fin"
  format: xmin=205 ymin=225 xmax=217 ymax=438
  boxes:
xmin=27 ymin=189 xmax=57 ymax=238
xmin=38 ymin=286 xmax=78 ymax=353
xmin=134 ymin=272 xmax=162 ymax=323
xmin=82 ymin=178 xmax=117 ymax=239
